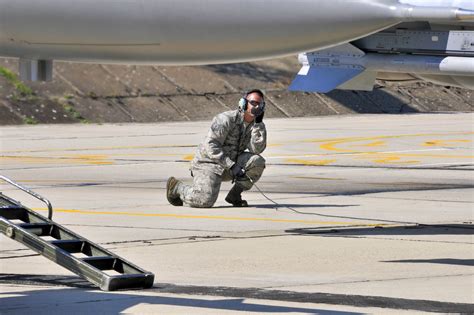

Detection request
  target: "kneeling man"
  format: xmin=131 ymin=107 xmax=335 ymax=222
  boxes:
xmin=166 ymin=89 xmax=267 ymax=208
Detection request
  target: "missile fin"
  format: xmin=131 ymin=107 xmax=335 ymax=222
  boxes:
xmin=289 ymin=66 xmax=364 ymax=93
xmin=338 ymin=71 xmax=377 ymax=91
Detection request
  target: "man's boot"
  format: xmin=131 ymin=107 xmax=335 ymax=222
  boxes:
xmin=225 ymin=184 xmax=248 ymax=207
xmin=166 ymin=177 xmax=183 ymax=206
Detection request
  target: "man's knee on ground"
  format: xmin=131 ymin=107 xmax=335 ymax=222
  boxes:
xmin=189 ymin=191 xmax=217 ymax=208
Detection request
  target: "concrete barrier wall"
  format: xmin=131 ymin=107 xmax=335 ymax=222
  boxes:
xmin=0 ymin=57 xmax=472 ymax=125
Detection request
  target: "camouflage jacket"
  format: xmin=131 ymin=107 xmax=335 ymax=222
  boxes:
xmin=191 ymin=109 xmax=267 ymax=175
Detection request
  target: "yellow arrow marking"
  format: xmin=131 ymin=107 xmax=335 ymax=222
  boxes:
xmin=318 ymin=132 xmax=474 ymax=153
xmin=355 ymin=140 xmax=386 ymax=147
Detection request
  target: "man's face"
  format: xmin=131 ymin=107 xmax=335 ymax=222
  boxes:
xmin=245 ymin=92 xmax=264 ymax=120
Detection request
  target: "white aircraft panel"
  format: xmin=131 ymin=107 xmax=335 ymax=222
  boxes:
xmin=399 ymin=0 xmax=474 ymax=10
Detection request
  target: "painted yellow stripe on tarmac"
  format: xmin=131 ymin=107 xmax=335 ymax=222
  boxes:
xmin=423 ymin=139 xmax=472 ymax=147
xmin=358 ymin=152 xmax=474 ymax=159
xmin=3 ymin=132 xmax=472 ymax=155
xmin=318 ymin=132 xmax=474 ymax=153
xmin=285 ymin=159 xmax=336 ymax=166
xmin=183 ymin=154 xmax=194 ymax=161
xmin=292 ymin=176 xmax=345 ymax=181
xmin=307 ymin=132 xmax=474 ymax=144
xmin=0 ymin=155 xmax=114 ymax=165
xmin=354 ymin=140 xmax=386 ymax=147
xmin=33 ymin=208 xmax=386 ymax=227
xmin=1 ymin=144 xmax=197 ymax=154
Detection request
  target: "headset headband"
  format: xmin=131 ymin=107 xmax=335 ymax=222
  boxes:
xmin=239 ymin=89 xmax=265 ymax=112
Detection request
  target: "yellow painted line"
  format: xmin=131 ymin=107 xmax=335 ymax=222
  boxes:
xmin=1 ymin=152 xmax=193 ymax=165
xmin=0 ymin=156 xmax=58 ymax=164
xmin=354 ymin=140 xmax=386 ymax=147
xmin=371 ymin=156 xmax=419 ymax=165
xmin=1 ymin=144 xmax=197 ymax=154
xmin=423 ymin=139 xmax=472 ymax=147
xmin=0 ymin=155 xmax=114 ymax=165
xmin=67 ymin=155 xmax=113 ymax=165
xmin=306 ymin=132 xmax=474 ymax=144
xmin=32 ymin=208 xmax=387 ymax=227
xmin=91 ymin=153 xmax=191 ymax=157
xmin=2 ymin=132 xmax=472 ymax=155
xmin=318 ymin=132 xmax=474 ymax=153
xmin=285 ymin=159 xmax=336 ymax=166
xmin=292 ymin=176 xmax=345 ymax=181
xmin=266 ymin=154 xmax=333 ymax=159
xmin=357 ymin=152 xmax=474 ymax=159
xmin=183 ymin=154 xmax=194 ymax=161
xmin=2 ymin=179 xmax=102 ymax=183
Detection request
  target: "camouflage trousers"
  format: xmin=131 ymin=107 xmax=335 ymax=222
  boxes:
xmin=177 ymin=152 xmax=265 ymax=208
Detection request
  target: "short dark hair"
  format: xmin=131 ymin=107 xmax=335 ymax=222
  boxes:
xmin=245 ymin=89 xmax=264 ymax=100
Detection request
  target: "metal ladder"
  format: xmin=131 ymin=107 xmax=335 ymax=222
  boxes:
xmin=0 ymin=175 xmax=154 ymax=291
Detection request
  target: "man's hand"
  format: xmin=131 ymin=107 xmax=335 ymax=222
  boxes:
xmin=231 ymin=164 xmax=246 ymax=178
xmin=255 ymin=111 xmax=264 ymax=123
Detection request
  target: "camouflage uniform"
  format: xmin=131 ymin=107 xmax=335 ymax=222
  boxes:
xmin=177 ymin=109 xmax=266 ymax=207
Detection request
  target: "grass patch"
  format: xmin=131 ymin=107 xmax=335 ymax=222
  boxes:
xmin=0 ymin=66 xmax=34 ymax=97
xmin=62 ymin=101 xmax=89 ymax=123
xmin=23 ymin=116 xmax=38 ymax=125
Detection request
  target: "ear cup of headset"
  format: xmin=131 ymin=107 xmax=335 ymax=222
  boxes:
xmin=238 ymin=98 xmax=247 ymax=111
xmin=239 ymin=89 xmax=266 ymax=112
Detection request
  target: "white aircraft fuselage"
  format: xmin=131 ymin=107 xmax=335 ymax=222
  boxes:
xmin=0 ymin=0 xmax=468 ymax=64
xmin=0 ymin=0 xmax=473 ymax=90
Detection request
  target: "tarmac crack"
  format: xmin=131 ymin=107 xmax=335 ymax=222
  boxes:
xmin=262 ymin=272 xmax=474 ymax=289
xmin=102 ymin=233 xmax=291 ymax=249
xmin=0 ymin=253 xmax=40 ymax=259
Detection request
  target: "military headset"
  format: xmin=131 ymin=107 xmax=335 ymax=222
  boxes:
xmin=238 ymin=89 xmax=266 ymax=112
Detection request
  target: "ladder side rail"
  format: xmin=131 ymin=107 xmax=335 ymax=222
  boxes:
xmin=1 ymin=204 xmax=151 ymax=276
xmin=0 ymin=175 xmax=53 ymax=219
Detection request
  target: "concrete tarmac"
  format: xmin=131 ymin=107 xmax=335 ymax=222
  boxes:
xmin=1 ymin=113 xmax=473 ymax=314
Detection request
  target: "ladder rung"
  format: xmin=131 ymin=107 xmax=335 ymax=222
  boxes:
xmin=19 ymin=222 xmax=51 ymax=228
xmin=18 ymin=223 xmax=52 ymax=236
xmin=0 ymin=207 xmax=28 ymax=221
xmin=106 ymin=273 xmax=155 ymax=291
xmin=50 ymin=239 xmax=84 ymax=253
xmin=0 ymin=205 xmax=23 ymax=210
xmin=82 ymin=256 xmax=116 ymax=270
